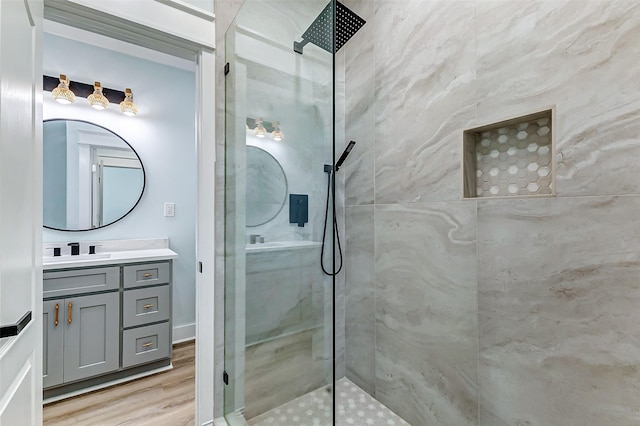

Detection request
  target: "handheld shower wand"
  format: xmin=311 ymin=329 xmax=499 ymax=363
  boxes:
xmin=334 ymin=140 xmax=356 ymax=172
xmin=321 ymin=141 xmax=356 ymax=276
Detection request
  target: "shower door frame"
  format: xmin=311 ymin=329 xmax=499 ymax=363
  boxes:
xmin=222 ymin=1 xmax=340 ymax=423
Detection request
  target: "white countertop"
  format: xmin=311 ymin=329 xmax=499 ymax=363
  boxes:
xmin=43 ymin=248 xmax=178 ymax=270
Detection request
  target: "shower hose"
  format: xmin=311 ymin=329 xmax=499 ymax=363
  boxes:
xmin=321 ymin=169 xmax=343 ymax=276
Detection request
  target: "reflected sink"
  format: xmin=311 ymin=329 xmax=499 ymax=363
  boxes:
xmin=245 ymin=240 xmax=322 ymax=253
xmin=44 ymin=253 xmax=112 ymax=263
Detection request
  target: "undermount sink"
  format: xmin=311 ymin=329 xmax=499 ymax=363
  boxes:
xmin=44 ymin=253 xmax=112 ymax=263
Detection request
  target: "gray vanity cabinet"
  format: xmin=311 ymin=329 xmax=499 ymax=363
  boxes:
xmin=43 ymin=260 xmax=173 ymax=399
xmin=43 ymin=267 xmax=120 ymax=387
xmin=43 ymin=300 xmax=64 ymax=388
xmin=121 ymin=262 xmax=172 ymax=368
xmin=63 ymin=292 xmax=120 ymax=382
xmin=43 ymin=293 xmax=119 ymax=386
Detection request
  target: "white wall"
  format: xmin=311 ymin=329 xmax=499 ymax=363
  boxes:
xmin=42 ymin=33 xmax=197 ymax=333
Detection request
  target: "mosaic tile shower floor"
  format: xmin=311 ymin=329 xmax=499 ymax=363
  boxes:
xmin=247 ymin=378 xmax=410 ymax=426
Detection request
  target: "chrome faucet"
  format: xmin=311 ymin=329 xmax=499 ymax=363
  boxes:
xmin=249 ymin=234 xmax=261 ymax=244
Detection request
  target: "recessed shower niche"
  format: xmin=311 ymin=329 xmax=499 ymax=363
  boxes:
xmin=463 ymin=109 xmax=555 ymax=198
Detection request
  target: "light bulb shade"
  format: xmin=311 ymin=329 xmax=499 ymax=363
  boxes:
xmin=87 ymin=82 xmax=108 ymax=110
xmin=255 ymin=126 xmax=266 ymax=138
xmin=254 ymin=118 xmax=266 ymax=138
xmin=52 ymin=74 xmax=75 ymax=104
xmin=271 ymin=121 xmax=284 ymax=141
xmin=119 ymin=88 xmax=138 ymax=116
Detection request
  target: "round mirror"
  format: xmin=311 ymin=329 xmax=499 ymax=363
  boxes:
xmin=43 ymin=119 xmax=145 ymax=231
xmin=246 ymin=146 xmax=287 ymax=227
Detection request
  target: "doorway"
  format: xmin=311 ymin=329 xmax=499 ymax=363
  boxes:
xmin=37 ymin=1 xmax=216 ymax=423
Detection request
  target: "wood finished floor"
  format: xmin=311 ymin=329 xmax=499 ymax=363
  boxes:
xmin=43 ymin=341 xmax=195 ymax=426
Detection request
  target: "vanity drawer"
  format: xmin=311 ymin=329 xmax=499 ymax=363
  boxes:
xmin=123 ymin=285 xmax=170 ymax=328
xmin=122 ymin=322 xmax=170 ymax=368
xmin=43 ymin=267 xmax=119 ymax=298
xmin=123 ymin=262 xmax=170 ymax=288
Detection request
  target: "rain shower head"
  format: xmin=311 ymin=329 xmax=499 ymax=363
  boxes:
xmin=294 ymin=1 xmax=366 ymax=55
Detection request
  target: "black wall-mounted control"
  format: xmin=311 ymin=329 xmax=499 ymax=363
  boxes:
xmin=289 ymin=194 xmax=309 ymax=227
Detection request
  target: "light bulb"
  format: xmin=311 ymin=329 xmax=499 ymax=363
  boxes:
xmin=120 ymin=88 xmax=138 ymax=116
xmin=87 ymin=82 xmax=109 ymax=110
xmin=52 ymin=74 xmax=75 ymax=104
xmin=272 ymin=121 xmax=284 ymax=141
xmin=254 ymin=118 xmax=266 ymax=138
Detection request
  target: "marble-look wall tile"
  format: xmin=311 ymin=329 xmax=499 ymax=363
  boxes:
xmin=344 ymin=0 xmax=375 ymax=206
xmin=478 ymin=195 xmax=640 ymax=426
xmin=476 ymin=0 xmax=640 ymax=197
xmin=375 ymin=201 xmax=478 ymax=426
xmin=244 ymin=328 xmax=325 ymax=419
xmin=345 ymin=205 xmax=375 ymax=394
xmin=373 ymin=0 xmax=476 ymax=204
xmin=245 ymin=250 xmax=315 ymax=344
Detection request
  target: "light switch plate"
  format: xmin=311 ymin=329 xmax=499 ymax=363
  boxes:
xmin=164 ymin=203 xmax=175 ymax=217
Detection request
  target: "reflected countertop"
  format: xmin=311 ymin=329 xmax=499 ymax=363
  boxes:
xmin=245 ymin=240 xmax=322 ymax=253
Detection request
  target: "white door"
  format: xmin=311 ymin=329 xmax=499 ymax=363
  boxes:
xmin=0 ymin=0 xmax=43 ymax=424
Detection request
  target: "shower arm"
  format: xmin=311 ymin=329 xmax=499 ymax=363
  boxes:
xmin=293 ymin=39 xmax=309 ymax=55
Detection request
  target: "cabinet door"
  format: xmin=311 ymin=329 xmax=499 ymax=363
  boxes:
xmin=63 ymin=292 xmax=119 ymax=383
xmin=43 ymin=300 xmax=64 ymax=388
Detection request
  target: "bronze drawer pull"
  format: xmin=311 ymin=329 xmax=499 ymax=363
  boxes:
xmin=54 ymin=303 xmax=59 ymax=326
xmin=143 ymin=304 xmax=154 ymax=309
xmin=142 ymin=342 xmax=153 ymax=348
xmin=68 ymin=302 xmax=73 ymax=324
xmin=142 ymin=273 xmax=153 ymax=278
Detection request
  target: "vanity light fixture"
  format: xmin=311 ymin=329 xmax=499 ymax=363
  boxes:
xmin=254 ymin=118 xmax=267 ymax=138
xmin=272 ymin=121 xmax=284 ymax=141
xmin=119 ymin=88 xmax=138 ymax=116
xmin=51 ymin=74 xmax=76 ymax=104
xmin=87 ymin=82 xmax=109 ymax=110
xmin=246 ymin=117 xmax=285 ymax=141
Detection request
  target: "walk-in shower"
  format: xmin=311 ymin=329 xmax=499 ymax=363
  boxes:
xmin=223 ymin=1 xmax=408 ymax=425
xmin=222 ymin=0 xmax=640 ymax=425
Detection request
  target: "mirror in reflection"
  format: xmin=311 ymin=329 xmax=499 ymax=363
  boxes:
xmin=246 ymin=145 xmax=287 ymax=227
xmin=43 ymin=119 xmax=145 ymax=231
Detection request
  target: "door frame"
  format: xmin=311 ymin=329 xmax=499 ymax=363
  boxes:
xmin=41 ymin=1 xmax=216 ymax=424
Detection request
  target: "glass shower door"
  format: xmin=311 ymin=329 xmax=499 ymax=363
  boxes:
xmin=224 ymin=1 xmax=336 ymax=424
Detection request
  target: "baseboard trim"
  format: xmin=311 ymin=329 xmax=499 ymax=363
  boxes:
xmin=173 ymin=322 xmax=196 ymax=343
xmin=43 ymin=363 xmax=173 ymax=404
